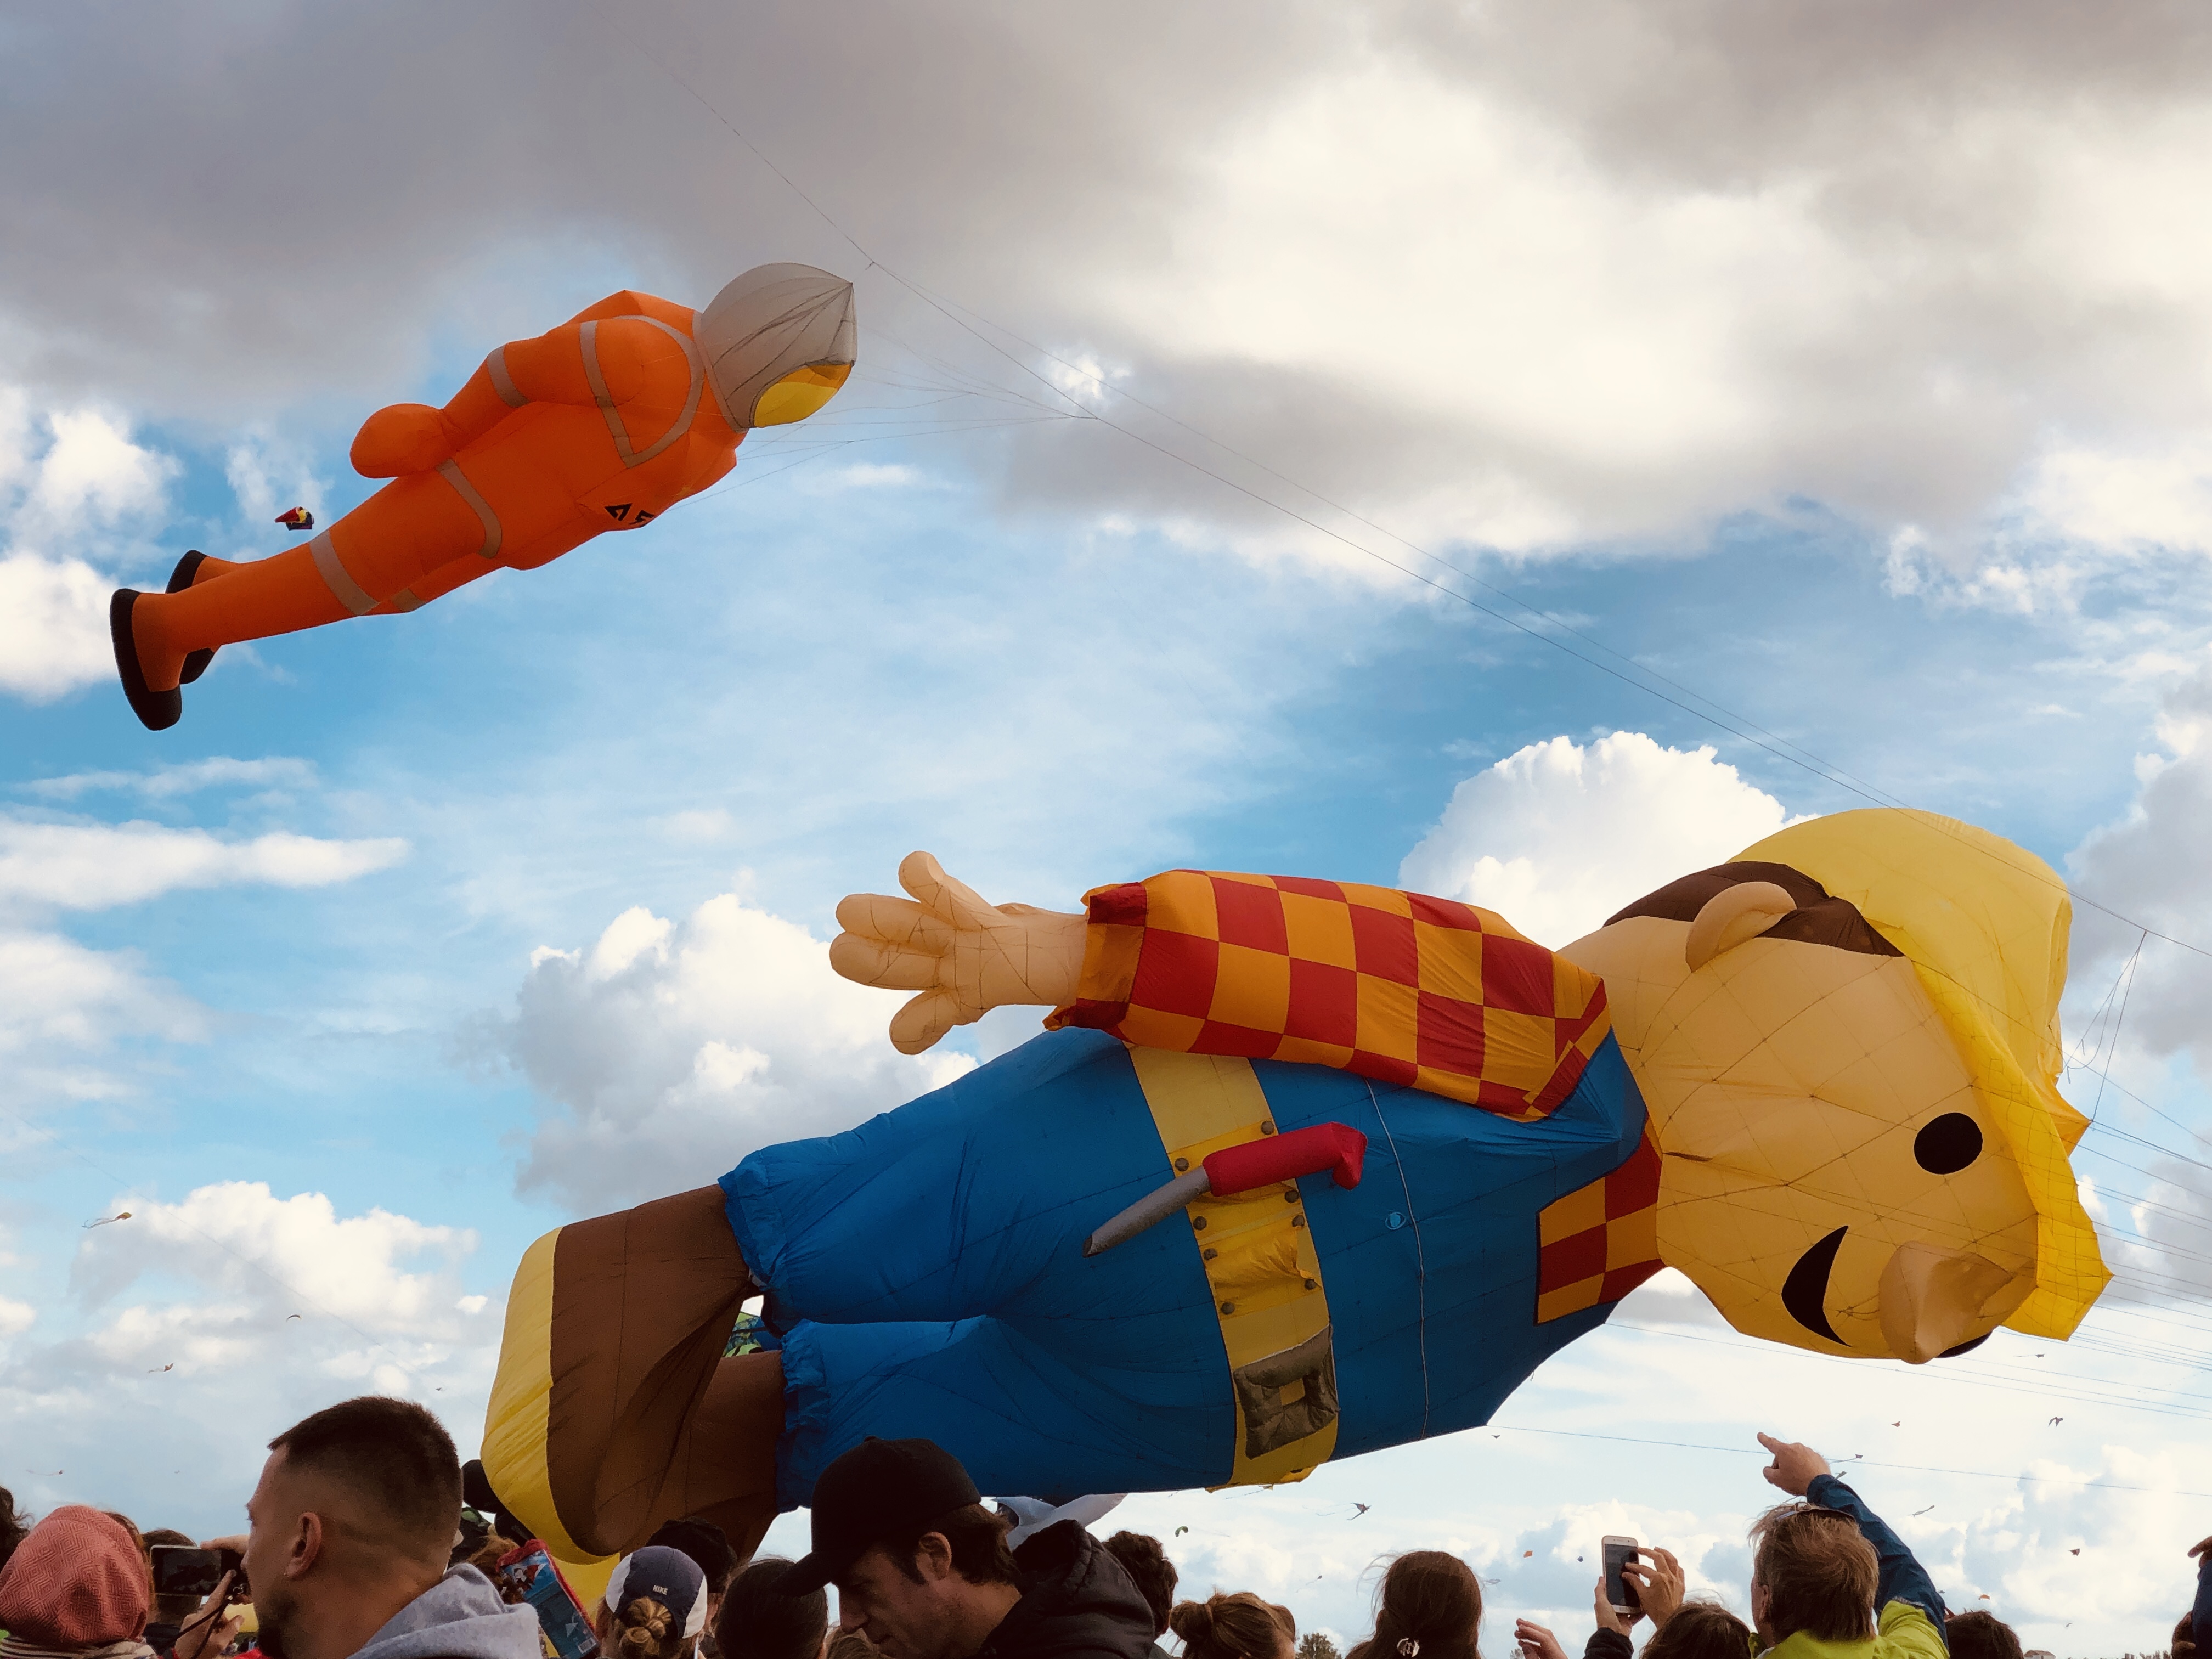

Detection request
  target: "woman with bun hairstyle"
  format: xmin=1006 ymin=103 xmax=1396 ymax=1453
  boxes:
xmin=1348 ymin=1552 xmax=1482 ymax=1659
xmin=714 ymin=1558 xmax=830 ymax=1659
xmin=599 ymin=1545 xmax=712 ymax=1659
xmin=1169 ymin=1593 xmax=1296 ymax=1659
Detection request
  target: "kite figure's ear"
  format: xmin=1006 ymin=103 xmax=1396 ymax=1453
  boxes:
xmin=1684 ymin=880 xmax=1798 ymax=971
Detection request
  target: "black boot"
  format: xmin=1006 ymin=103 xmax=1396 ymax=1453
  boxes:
xmin=109 ymin=591 xmax=182 ymax=731
xmin=165 ymin=550 xmax=217 ymax=685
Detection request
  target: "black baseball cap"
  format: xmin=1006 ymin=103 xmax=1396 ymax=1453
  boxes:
xmin=780 ymin=1437 xmax=981 ymax=1595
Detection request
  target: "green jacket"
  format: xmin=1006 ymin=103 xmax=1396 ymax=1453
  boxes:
xmin=1765 ymin=1599 xmax=1949 ymax=1659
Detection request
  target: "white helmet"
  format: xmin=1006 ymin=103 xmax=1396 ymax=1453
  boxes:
xmin=695 ymin=263 xmax=857 ymax=430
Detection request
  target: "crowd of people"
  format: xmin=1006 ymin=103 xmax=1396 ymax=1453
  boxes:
xmin=0 ymin=1401 xmax=2204 ymax=1659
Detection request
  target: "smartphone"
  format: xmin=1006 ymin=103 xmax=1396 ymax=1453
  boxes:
xmin=151 ymin=1545 xmax=244 ymax=1600
xmin=1601 ymin=1536 xmax=1641 ymax=1613
xmin=493 ymin=1540 xmax=600 ymax=1659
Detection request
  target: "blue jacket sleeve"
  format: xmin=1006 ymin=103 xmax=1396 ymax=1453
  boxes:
xmin=1808 ymin=1473 xmax=1947 ymax=1644
xmin=2192 ymin=1548 xmax=2212 ymax=1643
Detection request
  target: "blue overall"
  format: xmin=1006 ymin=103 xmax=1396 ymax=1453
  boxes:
xmin=721 ymin=1026 xmax=1647 ymax=1510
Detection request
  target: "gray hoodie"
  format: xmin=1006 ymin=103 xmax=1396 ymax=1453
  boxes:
xmin=351 ymin=1568 xmax=544 ymax=1659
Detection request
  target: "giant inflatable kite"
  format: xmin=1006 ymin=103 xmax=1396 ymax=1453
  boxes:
xmin=480 ymin=808 xmax=2108 ymax=1567
xmin=109 ymin=264 xmax=857 ymax=730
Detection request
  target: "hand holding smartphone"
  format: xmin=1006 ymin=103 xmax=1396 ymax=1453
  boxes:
xmin=151 ymin=1545 xmax=245 ymax=1600
xmin=1601 ymin=1536 xmax=1641 ymax=1614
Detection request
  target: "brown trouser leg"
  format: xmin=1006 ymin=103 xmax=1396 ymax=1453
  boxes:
xmin=544 ymin=1187 xmax=782 ymax=1558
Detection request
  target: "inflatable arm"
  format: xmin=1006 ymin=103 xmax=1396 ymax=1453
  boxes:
xmin=831 ymin=853 xmax=1610 ymax=1117
xmin=352 ymin=313 xmax=695 ymax=478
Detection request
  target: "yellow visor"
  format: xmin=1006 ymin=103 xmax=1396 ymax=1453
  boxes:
xmin=751 ymin=361 xmax=852 ymax=427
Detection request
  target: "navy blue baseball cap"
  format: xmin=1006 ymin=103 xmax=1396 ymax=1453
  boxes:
xmin=605 ymin=1545 xmax=708 ymax=1638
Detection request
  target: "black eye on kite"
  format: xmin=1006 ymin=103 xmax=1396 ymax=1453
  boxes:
xmin=1914 ymin=1112 xmax=1983 ymax=1175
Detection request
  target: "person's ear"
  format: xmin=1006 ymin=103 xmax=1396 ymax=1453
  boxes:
xmin=1685 ymin=883 xmax=1797 ymax=971
xmin=289 ymin=1511 xmax=327 ymax=1579
xmin=916 ymin=1533 xmax=956 ymax=1584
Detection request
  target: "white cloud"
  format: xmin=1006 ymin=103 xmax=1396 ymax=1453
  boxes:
xmin=24 ymin=755 xmax=321 ymax=802
xmin=224 ymin=427 xmax=326 ymax=531
xmin=24 ymin=409 xmax=176 ymax=527
xmin=71 ymin=1182 xmax=479 ymax=1341
xmin=0 ymin=817 xmax=408 ymax=910
xmin=0 ymin=806 xmax=404 ymax=1106
xmin=2067 ymin=648 xmax=2212 ymax=1069
xmin=0 ymin=926 xmax=202 ymax=1065
xmin=1398 ymin=732 xmax=1798 ymax=946
xmin=488 ymin=893 xmax=974 ymax=1211
xmin=0 ymin=400 xmax=181 ymax=701
xmin=0 ymin=553 xmax=112 ymax=701
xmin=0 ymin=1183 xmax=498 ymax=1516
xmin=19 ymin=5 xmax=2212 ymax=607
xmin=797 ymin=461 xmax=927 ymax=494
xmin=0 ymin=1297 xmax=35 ymax=1338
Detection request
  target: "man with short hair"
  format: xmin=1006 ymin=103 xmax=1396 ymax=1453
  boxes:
xmin=779 ymin=1438 xmax=1155 ymax=1659
xmin=1751 ymin=1431 xmax=1946 ymax=1659
xmin=178 ymin=1396 xmax=541 ymax=1659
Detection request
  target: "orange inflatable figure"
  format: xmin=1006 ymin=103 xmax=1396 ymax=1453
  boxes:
xmin=109 ymin=263 xmax=857 ymax=729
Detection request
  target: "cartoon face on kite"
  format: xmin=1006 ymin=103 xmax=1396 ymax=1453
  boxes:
xmin=108 ymin=263 xmax=857 ymax=731
xmin=1558 ymin=810 xmax=2102 ymax=1364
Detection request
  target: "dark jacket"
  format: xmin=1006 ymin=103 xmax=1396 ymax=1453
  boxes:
xmin=975 ymin=1522 xmax=1160 ymax=1659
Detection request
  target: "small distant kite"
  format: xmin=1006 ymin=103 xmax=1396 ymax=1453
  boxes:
xmin=148 ymin=1363 xmax=173 ymax=1373
xmin=1351 ymin=1503 xmax=1371 ymax=1519
xmin=1891 ymin=1420 xmax=1901 ymax=1427
xmin=83 ymin=1211 xmax=132 ymax=1228
xmin=1522 ymin=1550 xmax=1534 ymax=1558
xmin=2049 ymin=1417 xmax=2063 ymax=1425
xmin=286 ymin=1313 xmax=303 ymax=1321
xmin=1174 ymin=1526 xmax=1189 ymax=1537
xmin=2070 ymin=1548 xmax=2080 ymax=1555
xmin=1912 ymin=1506 xmax=1936 ymax=1516
xmin=275 ymin=507 xmax=314 ymax=532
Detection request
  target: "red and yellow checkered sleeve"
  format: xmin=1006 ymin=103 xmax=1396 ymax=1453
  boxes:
xmin=1046 ymin=870 xmax=1612 ymax=1118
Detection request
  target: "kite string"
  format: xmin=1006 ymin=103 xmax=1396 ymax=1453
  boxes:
xmin=1365 ymin=1080 xmax=1430 ymax=1438
xmin=2089 ymin=930 xmax=2148 ymax=1125
xmin=1485 ymin=1421 xmax=2212 ymax=1498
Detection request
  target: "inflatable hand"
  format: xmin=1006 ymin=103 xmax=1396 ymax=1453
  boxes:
xmin=831 ymin=851 xmax=1086 ymax=1053
xmin=349 ymin=402 xmax=465 ymax=478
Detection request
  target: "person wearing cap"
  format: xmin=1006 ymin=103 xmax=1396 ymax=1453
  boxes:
xmin=781 ymin=1438 xmax=1154 ymax=1659
xmin=599 ymin=1547 xmax=709 ymax=1659
xmin=108 ymin=262 xmax=857 ymax=730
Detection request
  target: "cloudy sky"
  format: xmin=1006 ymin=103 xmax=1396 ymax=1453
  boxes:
xmin=5 ymin=2 xmax=2212 ymax=1652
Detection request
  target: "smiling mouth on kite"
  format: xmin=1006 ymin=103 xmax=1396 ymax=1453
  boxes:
xmin=1779 ymin=1226 xmax=1990 ymax=1357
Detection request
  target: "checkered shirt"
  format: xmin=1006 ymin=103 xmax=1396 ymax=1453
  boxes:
xmin=1534 ymin=1126 xmax=1664 ymax=1321
xmin=1046 ymin=868 xmax=1612 ymax=1118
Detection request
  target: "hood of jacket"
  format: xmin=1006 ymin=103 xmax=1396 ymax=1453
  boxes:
xmin=977 ymin=1522 xmax=1157 ymax=1659
xmin=350 ymin=1567 xmax=544 ymax=1659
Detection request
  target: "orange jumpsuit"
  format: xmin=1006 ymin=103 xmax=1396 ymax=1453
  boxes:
xmin=129 ymin=290 xmax=746 ymax=691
